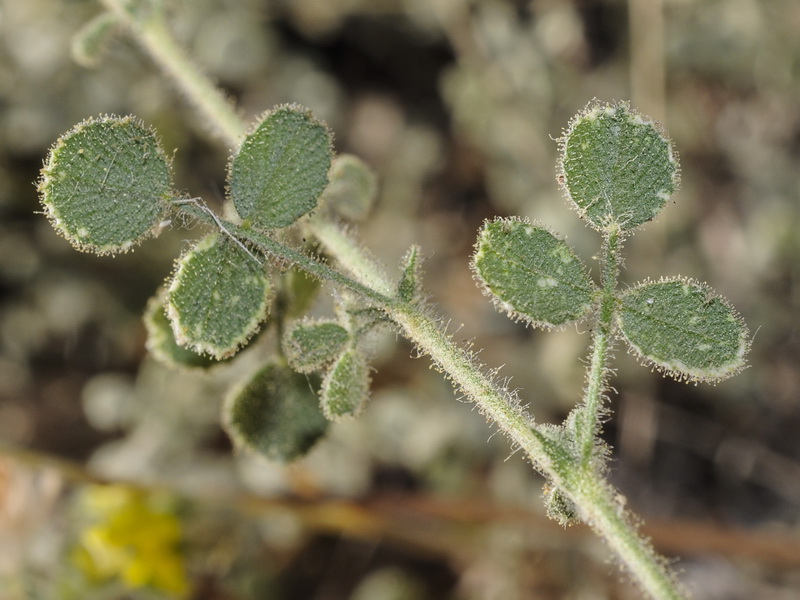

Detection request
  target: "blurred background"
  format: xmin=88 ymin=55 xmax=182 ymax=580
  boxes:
xmin=1 ymin=0 xmax=800 ymax=598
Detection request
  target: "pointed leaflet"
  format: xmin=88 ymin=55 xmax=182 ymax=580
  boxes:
xmin=167 ymin=234 xmax=270 ymax=359
xmin=616 ymin=278 xmax=749 ymax=382
xmin=397 ymin=245 xmax=423 ymax=303
xmin=38 ymin=116 xmax=171 ymax=254
xmin=473 ymin=218 xmax=595 ymax=328
xmin=229 ymin=104 xmax=333 ymax=229
xmin=223 ymin=362 xmax=329 ymax=462
xmin=559 ymin=101 xmax=679 ymax=231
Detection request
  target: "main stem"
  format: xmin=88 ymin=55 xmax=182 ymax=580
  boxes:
xmin=108 ymin=8 xmax=685 ymax=599
xmin=100 ymin=0 xmax=245 ymax=145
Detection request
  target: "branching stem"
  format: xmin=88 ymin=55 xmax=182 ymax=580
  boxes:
xmin=101 ymin=7 xmax=686 ymax=599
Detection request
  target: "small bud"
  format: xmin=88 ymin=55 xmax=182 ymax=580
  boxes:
xmin=397 ymin=245 xmax=423 ymax=303
xmin=543 ymin=483 xmax=579 ymax=527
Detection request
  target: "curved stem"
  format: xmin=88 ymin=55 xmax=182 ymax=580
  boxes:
xmin=100 ymin=0 xmax=244 ymax=145
xmin=187 ymin=209 xmax=684 ymax=600
xmin=99 ymin=10 xmax=686 ymax=599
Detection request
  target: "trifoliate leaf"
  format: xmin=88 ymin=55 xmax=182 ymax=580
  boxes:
xmin=559 ymin=101 xmax=679 ymax=231
xmin=167 ymin=233 xmax=269 ymax=359
xmin=229 ymin=104 xmax=332 ymax=229
xmin=143 ymin=290 xmax=222 ymax=369
xmin=320 ymin=348 xmax=370 ymax=420
xmin=38 ymin=116 xmax=172 ymax=254
xmin=318 ymin=154 xmax=378 ymax=221
xmin=223 ymin=362 xmax=328 ymax=461
xmin=617 ymin=278 xmax=749 ymax=382
xmin=472 ymin=217 xmax=596 ymax=328
xmin=283 ymin=319 xmax=350 ymax=373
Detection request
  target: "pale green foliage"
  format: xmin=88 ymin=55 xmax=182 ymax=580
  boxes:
xmin=397 ymin=245 xmax=423 ymax=303
xmin=223 ymin=362 xmax=328 ymax=462
xmin=319 ymin=154 xmax=378 ymax=221
xmin=320 ymin=348 xmax=371 ymax=420
xmin=559 ymin=101 xmax=679 ymax=231
xmin=617 ymin=278 xmax=749 ymax=382
xmin=283 ymin=319 xmax=350 ymax=373
xmin=472 ymin=218 xmax=595 ymax=328
xmin=143 ymin=290 xmax=221 ymax=369
xmin=476 ymin=103 xmax=748 ymax=386
xmin=167 ymin=233 xmax=270 ymax=359
xmin=70 ymin=12 xmax=119 ymax=68
xmin=281 ymin=270 xmax=322 ymax=319
xmin=229 ymin=105 xmax=333 ymax=229
xmin=38 ymin=116 xmax=172 ymax=254
xmin=33 ymin=0 xmax=755 ymax=588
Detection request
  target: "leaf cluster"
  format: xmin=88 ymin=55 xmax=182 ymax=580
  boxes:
xmin=38 ymin=100 xmax=749 ymax=471
xmin=473 ymin=101 xmax=749 ymax=384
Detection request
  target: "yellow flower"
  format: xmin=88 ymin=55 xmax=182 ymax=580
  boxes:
xmin=72 ymin=485 xmax=189 ymax=597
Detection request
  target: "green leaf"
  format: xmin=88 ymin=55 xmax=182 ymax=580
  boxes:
xmin=472 ymin=217 xmax=596 ymax=328
xmin=167 ymin=233 xmax=270 ymax=359
xmin=38 ymin=116 xmax=172 ymax=254
xmin=559 ymin=101 xmax=679 ymax=231
xmin=616 ymin=278 xmax=750 ymax=382
xmin=397 ymin=245 xmax=423 ymax=303
xmin=71 ymin=11 xmax=119 ymax=68
xmin=143 ymin=290 xmax=222 ymax=370
xmin=229 ymin=104 xmax=333 ymax=229
xmin=223 ymin=362 xmax=328 ymax=461
xmin=320 ymin=348 xmax=370 ymax=420
xmin=282 ymin=319 xmax=350 ymax=373
xmin=281 ymin=269 xmax=322 ymax=319
xmin=318 ymin=154 xmax=378 ymax=221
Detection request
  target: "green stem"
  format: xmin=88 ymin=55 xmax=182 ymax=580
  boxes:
xmin=108 ymin=11 xmax=685 ymax=599
xmin=194 ymin=210 xmax=556 ymax=472
xmin=187 ymin=209 xmax=684 ymax=600
xmin=575 ymin=225 xmax=623 ymax=465
xmin=567 ymin=468 xmax=686 ymax=600
xmin=99 ymin=0 xmax=244 ymax=145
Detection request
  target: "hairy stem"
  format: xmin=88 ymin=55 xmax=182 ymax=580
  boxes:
xmin=568 ymin=468 xmax=685 ymax=600
xmin=99 ymin=0 xmax=244 ymax=145
xmin=575 ymin=225 xmax=623 ymax=465
xmin=110 ymin=10 xmax=685 ymax=599
xmin=186 ymin=208 xmax=684 ymax=600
